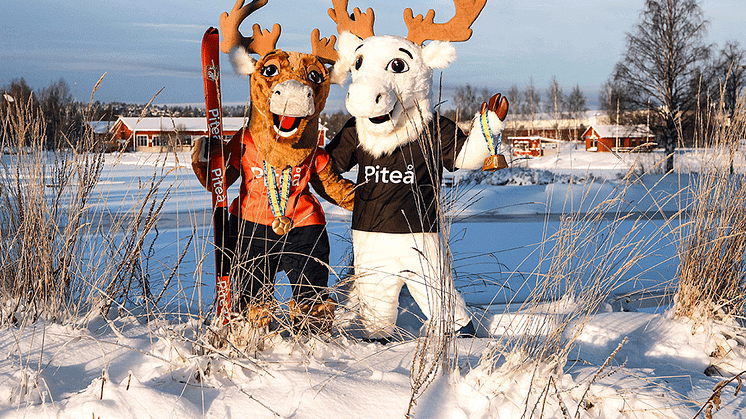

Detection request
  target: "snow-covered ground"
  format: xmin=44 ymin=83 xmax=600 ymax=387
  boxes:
xmin=1 ymin=143 xmax=745 ymax=418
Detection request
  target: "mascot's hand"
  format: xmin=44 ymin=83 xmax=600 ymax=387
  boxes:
xmin=478 ymin=93 xmax=509 ymax=138
xmin=484 ymin=93 xmax=509 ymax=121
xmin=191 ymin=136 xmax=234 ymax=190
xmin=459 ymin=93 xmax=510 ymax=172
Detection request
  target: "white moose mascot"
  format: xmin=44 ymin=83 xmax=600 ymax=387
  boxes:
xmin=325 ymin=0 xmax=509 ymax=341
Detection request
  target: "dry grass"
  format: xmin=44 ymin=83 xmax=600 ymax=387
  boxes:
xmin=0 ymin=90 xmax=181 ymax=326
xmin=481 ymin=176 xmax=673 ymax=365
xmin=457 ymin=166 xmax=686 ymax=417
xmin=674 ymin=95 xmax=746 ymax=322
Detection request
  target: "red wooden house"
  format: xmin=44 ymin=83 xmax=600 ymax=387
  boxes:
xmin=108 ymin=116 xmax=248 ymax=152
xmin=104 ymin=116 xmax=328 ymax=152
xmin=583 ymin=125 xmax=655 ymax=152
xmin=510 ymin=136 xmax=561 ymax=157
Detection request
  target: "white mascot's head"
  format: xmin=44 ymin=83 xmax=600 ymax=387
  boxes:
xmin=329 ymin=0 xmax=487 ymax=157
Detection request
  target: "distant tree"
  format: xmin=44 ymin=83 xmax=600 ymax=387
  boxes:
xmin=2 ymin=78 xmax=38 ymax=147
xmin=709 ymin=40 xmax=746 ymax=117
xmin=546 ymin=76 xmax=565 ymax=138
xmin=477 ymin=87 xmax=492 ymax=108
xmin=566 ymin=84 xmax=587 ymax=120
xmin=566 ymin=84 xmax=588 ymax=141
xmin=611 ymin=0 xmax=710 ymax=172
xmin=506 ymin=84 xmax=523 ymax=136
xmin=546 ymin=77 xmax=565 ymax=116
xmin=40 ymin=78 xmax=77 ymax=148
xmin=520 ymin=78 xmax=541 ymax=134
xmin=599 ymin=79 xmax=637 ymax=126
xmin=506 ymin=84 xmax=522 ymax=116
xmin=2 ymin=78 xmax=35 ymax=106
xmin=453 ymin=83 xmax=478 ymax=120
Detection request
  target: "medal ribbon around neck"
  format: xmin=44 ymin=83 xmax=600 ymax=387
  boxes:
xmin=480 ymin=108 xmax=501 ymax=156
xmin=263 ymin=161 xmax=291 ymax=220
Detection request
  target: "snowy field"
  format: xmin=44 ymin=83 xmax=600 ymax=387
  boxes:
xmin=1 ymin=144 xmax=745 ymax=418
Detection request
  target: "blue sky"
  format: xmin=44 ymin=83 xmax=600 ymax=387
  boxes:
xmin=2 ymin=0 xmax=744 ymax=112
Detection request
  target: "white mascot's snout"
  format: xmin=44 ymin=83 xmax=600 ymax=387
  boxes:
xmin=344 ymin=75 xmax=397 ymax=120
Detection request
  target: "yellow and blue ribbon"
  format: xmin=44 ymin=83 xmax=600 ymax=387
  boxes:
xmin=480 ymin=108 xmax=501 ymax=156
xmin=263 ymin=161 xmax=291 ymax=218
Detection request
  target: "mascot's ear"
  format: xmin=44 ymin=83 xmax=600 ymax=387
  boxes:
xmin=228 ymin=46 xmax=257 ymax=76
xmin=329 ymin=31 xmax=362 ymax=85
xmin=422 ymin=41 xmax=456 ymax=69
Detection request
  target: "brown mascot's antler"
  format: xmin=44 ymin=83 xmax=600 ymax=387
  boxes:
xmin=311 ymin=29 xmax=338 ymax=65
xmin=219 ymin=0 xmax=280 ymax=55
xmin=404 ymin=0 xmax=487 ymax=45
xmin=327 ymin=0 xmax=376 ymax=40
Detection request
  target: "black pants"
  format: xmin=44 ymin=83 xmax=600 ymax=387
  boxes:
xmin=229 ymin=219 xmax=331 ymax=312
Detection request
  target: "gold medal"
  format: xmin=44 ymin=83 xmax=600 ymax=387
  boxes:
xmin=272 ymin=215 xmax=293 ymax=235
xmin=482 ymin=154 xmax=508 ymax=172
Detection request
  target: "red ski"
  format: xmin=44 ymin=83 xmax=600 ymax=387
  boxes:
xmin=201 ymin=27 xmax=231 ymax=325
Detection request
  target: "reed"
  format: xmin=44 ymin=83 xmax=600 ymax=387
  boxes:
xmin=0 ymin=88 xmax=182 ymax=326
xmin=673 ymin=94 xmax=746 ymax=322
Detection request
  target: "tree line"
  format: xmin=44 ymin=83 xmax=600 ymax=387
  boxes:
xmin=448 ymin=78 xmax=588 ymax=123
xmin=444 ymin=78 xmax=589 ymax=143
xmin=0 ymin=77 xmax=256 ymax=150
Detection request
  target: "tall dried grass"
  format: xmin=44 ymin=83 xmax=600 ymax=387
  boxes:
xmin=481 ymin=176 xmax=673 ymax=365
xmin=0 ymin=90 xmax=180 ymax=326
xmin=674 ymin=95 xmax=746 ymax=321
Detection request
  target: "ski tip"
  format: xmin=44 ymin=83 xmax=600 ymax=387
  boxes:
xmin=204 ymin=27 xmax=219 ymax=37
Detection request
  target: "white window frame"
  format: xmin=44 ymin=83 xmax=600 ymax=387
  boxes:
xmin=136 ymin=134 xmax=149 ymax=147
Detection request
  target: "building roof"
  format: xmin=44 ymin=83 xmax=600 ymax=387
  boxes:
xmin=585 ymin=124 xmax=654 ymax=139
xmin=87 ymin=120 xmax=117 ymax=134
xmin=114 ymin=116 xmax=248 ymax=132
xmin=506 ymin=110 xmax=607 ymax=129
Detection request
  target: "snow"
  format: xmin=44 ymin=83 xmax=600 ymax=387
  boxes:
xmin=1 ymin=143 xmax=745 ymax=418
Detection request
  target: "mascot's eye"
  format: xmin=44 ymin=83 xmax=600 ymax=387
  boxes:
xmin=354 ymin=56 xmax=363 ymax=70
xmin=387 ymin=58 xmax=409 ymax=73
xmin=260 ymin=64 xmax=279 ymax=77
xmin=307 ymin=70 xmax=323 ymax=84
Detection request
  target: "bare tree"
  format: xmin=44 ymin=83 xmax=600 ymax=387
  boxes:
xmin=506 ymin=84 xmax=523 ymax=136
xmin=546 ymin=76 xmax=565 ymax=139
xmin=710 ymin=40 xmax=746 ymax=117
xmin=566 ymin=84 xmax=588 ymax=141
xmin=40 ymin=78 xmax=77 ymax=148
xmin=599 ymin=79 xmax=637 ymax=126
xmin=2 ymin=78 xmax=37 ymax=147
xmin=520 ymin=78 xmax=541 ymax=135
xmin=453 ymin=83 xmax=479 ymax=120
xmin=611 ymin=0 xmax=710 ymax=172
xmin=320 ymin=110 xmax=351 ymax=140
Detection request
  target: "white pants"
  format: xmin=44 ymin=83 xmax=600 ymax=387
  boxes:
xmin=352 ymin=230 xmax=471 ymax=338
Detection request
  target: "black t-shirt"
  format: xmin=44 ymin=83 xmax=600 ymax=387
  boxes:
xmin=326 ymin=116 xmax=467 ymax=233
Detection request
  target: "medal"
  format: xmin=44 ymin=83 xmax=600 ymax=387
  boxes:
xmin=263 ymin=161 xmax=294 ymax=235
xmin=482 ymin=153 xmax=508 ymax=171
xmin=480 ymin=104 xmax=508 ymax=172
xmin=271 ymin=215 xmax=293 ymax=235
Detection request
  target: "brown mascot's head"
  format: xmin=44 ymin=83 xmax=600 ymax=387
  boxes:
xmin=220 ymin=0 xmax=340 ymax=168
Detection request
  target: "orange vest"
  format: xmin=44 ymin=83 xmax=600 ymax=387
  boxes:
xmin=226 ymin=131 xmax=329 ymax=227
